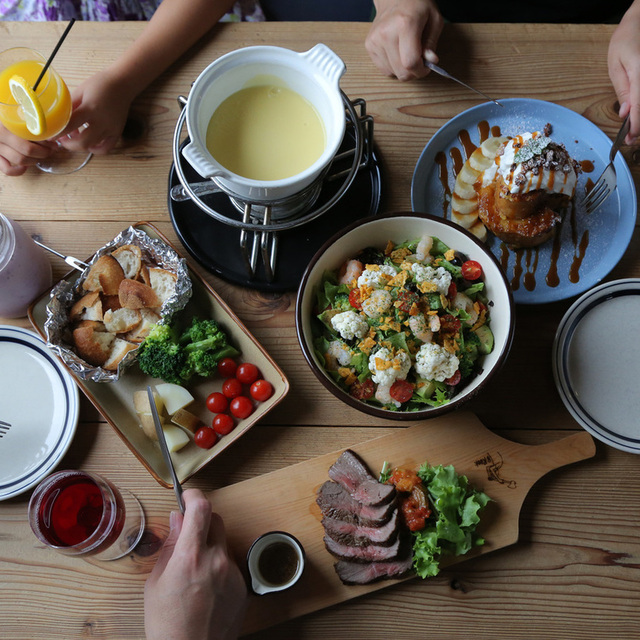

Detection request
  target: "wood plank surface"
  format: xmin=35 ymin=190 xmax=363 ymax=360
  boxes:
xmin=1 ymin=20 xmax=639 ymax=640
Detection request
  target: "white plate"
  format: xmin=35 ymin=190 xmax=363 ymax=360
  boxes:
xmin=0 ymin=325 xmax=80 ymax=499
xmin=552 ymin=279 xmax=640 ymax=453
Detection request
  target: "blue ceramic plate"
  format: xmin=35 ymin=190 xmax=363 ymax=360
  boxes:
xmin=411 ymin=98 xmax=637 ymax=304
xmin=552 ymin=279 xmax=640 ymax=453
xmin=0 ymin=326 xmax=79 ymax=500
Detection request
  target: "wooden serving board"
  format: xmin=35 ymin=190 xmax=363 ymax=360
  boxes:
xmin=206 ymin=412 xmax=595 ymax=635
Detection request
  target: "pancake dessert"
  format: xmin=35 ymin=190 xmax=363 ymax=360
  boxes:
xmin=452 ymin=126 xmax=581 ymax=247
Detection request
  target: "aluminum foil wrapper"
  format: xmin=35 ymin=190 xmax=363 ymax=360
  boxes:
xmin=44 ymin=226 xmax=192 ymax=383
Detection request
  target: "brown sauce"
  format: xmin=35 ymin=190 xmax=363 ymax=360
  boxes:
xmin=458 ymin=129 xmax=476 ymax=159
xmin=435 ymin=150 xmax=451 ymax=219
xmin=580 ymin=159 xmax=595 ymax=173
xmin=258 ymin=541 xmax=299 ymax=586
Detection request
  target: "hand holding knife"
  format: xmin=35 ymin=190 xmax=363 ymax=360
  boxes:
xmin=147 ymin=386 xmax=185 ymax=514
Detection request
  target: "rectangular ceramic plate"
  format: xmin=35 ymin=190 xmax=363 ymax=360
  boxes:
xmin=28 ymin=222 xmax=290 ymax=487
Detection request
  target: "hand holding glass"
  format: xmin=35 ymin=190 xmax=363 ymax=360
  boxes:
xmin=0 ymin=48 xmax=91 ymax=173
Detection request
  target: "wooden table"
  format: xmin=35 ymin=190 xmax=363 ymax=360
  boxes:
xmin=1 ymin=20 xmax=639 ymax=640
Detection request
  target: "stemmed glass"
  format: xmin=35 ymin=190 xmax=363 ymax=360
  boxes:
xmin=28 ymin=470 xmax=145 ymax=561
xmin=0 ymin=47 xmax=92 ymax=174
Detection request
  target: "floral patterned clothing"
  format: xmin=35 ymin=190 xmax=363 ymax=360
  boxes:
xmin=0 ymin=0 xmax=264 ymax=22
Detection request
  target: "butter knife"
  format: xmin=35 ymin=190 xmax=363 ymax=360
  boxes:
xmin=424 ymin=61 xmax=503 ymax=107
xmin=147 ymin=386 xmax=185 ymax=514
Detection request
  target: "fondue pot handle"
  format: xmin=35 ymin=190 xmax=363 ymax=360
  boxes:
xmin=299 ymin=43 xmax=346 ymax=88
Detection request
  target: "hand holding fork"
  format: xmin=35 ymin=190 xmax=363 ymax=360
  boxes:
xmin=581 ymin=115 xmax=631 ymax=214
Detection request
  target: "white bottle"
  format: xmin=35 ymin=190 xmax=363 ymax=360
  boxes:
xmin=0 ymin=213 xmax=52 ymax=318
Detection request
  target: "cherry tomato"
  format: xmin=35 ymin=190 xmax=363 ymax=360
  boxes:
xmin=250 ymin=379 xmax=274 ymax=402
xmin=440 ymin=314 xmax=462 ymax=334
xmin=212 ymin=413 xmax=235 ymax=435
xmin=396 ymin=290 xmax=420 ymax=314
xmin=348 ymin=288 xmax=363 ymax=310
xmin=349 ymin=378 xmax=375 ymax=400
xmin=222 ymin=377 xmax=243 ymax=399
xmin=445 ymin=370 xmax=462 ymax=386
xmin=194 ymin=426 xmax=218 ymax=449
xmin=389 ymin=379 xmax=414 ymax=404
xmin=447 ymin=281 xmax=458 ymax=300
xmin=230 ymin=395 xmax=254 ymax=419
xmin=206 ymin=391 xmax=228 ymax=414
xmin=217 ymin=357 xmax=238 ymax=378
xmin=461 ymin=260 xmax=483 ymax=281
xmin=236 ymin=362 xmax=259 ymax=385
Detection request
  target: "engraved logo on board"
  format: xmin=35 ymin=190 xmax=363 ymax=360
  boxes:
xmin=474 ymin=451 xmax=517 ymax=489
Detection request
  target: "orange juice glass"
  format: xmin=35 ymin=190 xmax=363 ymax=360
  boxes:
xmin=0 ymin=47 xmax=72 ymax=142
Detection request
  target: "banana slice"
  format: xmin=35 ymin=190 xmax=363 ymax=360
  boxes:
xmin=469 ymin=147 xmax=494 ymax=172
xmin=457 ymin=162 xmax=481 ymax=185
xmin=451 ymin=193 xmax=478 ymax=215
xmin=468 ymin=220 xmax=488 ymax=242
xmin=480 ymin=135 xmax=509 ymax=159
xmin=453 ymin=178 xmax=477 ymax=200
xmin=452 ymin=209 xmax=480 ymax=229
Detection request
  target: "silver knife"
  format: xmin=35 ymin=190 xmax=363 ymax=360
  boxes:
xmin=147 ymin=386 xmax=185 ymax=514
xmin=425 ymin=61 xmax=503 ymax=107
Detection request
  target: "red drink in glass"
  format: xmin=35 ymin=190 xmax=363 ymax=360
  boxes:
xmin=29 ymin=470 xmax=144 ymax=560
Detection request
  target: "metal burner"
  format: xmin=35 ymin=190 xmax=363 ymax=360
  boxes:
xmin=172 ymin=93 xmax=374 ymax=282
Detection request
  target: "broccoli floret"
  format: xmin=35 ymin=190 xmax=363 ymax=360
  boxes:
xmin=136 ymin=323 xmax=186 ymax=384
xmin=137 ymin=318 xmax=240 ymax=384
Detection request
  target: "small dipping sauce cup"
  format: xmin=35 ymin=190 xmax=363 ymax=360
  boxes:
xmin=246 ymin=531 xmax=305 ymax=595
xmin=28 ymin=470 xmax=145 ymax=561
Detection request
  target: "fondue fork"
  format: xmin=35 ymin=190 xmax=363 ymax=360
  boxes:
xmin=33 ymin=239 xmax=89 ymax=271
xmin=424 ymin=61 xmax=503 ymax=107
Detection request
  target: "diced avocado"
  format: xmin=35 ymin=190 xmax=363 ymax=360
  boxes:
xmin=318 ymin=308 xmax=342 ymax=332
xmin=415 ymin=377 xmax=437 ymax=399
xmin=474 ymin=324 xmax=494 ymax=355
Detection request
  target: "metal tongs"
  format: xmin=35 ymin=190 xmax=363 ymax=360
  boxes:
xmin=425 ymin=60 xmax=503 ymax=107
xmin=147 ymin=386 xmax=185 ymax=514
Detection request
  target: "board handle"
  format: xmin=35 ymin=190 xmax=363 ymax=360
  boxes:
xmin=513 ymin=431 xmax=596 ymax=485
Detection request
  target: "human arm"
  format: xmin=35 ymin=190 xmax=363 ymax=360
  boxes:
xmin=144 ymin=489 xmax=247 ymax=640
xmin=61 ymin=0 xmax=236 ymax=153
xmin=608 ymin=0 xmax=640 ymax=143
xmin=365 ymin=0 xmax=444 ymax=81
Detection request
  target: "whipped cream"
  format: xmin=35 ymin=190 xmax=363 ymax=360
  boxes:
xmin=482 ymin=131 xmax=579 ymax=196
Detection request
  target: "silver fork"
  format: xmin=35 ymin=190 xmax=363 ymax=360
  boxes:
xmin=0 ymin=420 xmax=10 ymax=438
xmin=32 ymin=239 xmax=89 ymax=272
xmin=582 ymin=114 xmax=630 ymax=214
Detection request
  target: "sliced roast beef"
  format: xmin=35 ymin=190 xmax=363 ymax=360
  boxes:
xmin=316 ymin=481 xmax=397 ymax=527
xmin=334 ymin=554 xmax=414 ymax=585
xmin=321 ymin=509 xmax=400 ymax=547
xmin=324 ymin=533 xmax=401 ymax=562
xmin=328 ymin=450 xmax=395 ymax=506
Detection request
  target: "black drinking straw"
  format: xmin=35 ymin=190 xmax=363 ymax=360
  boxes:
xmin=33 ymin=18 xmax=76 ymax=91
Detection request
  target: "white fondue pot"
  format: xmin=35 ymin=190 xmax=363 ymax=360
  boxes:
xmin=182 ymin=44 xmax=346 ymax=202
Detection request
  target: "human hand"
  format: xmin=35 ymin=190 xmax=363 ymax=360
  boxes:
xmin=608 ymin=0 xmax=640 ymax=143
xmin=58 ymin=71 xmax=135 ymax=155
xmin=144 ymin=489 xmax=247 ymax=640
xmin=366 ymin=0 xmax=444 ymax=81
xmin=0 ymin=124 xmax=54 ymax=176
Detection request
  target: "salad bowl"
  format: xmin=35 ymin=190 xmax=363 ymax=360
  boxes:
xmin=295 ymin=212 xmax=515 ymax=420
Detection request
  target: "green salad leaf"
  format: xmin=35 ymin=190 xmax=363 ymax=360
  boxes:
xmin=411 ymin=462 xmax=491 ymax=578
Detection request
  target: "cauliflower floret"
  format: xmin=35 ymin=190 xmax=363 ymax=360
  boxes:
xmin=415 ymin=343 xmax=459 ymax=382
xmin=361 ymin=289 xmax=393 ymax=319
xmin=411 ymin=264 xmax=452 ymax=294
xmin=368 ymin=347 xmax=411 ymax=386
xmin=331 ymin=310 xmax=369 ymax=341
xmin=357 ymin=264 xmax=397 ymax=289
xmin=325 ymin=340 xmax=353 ymax=370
